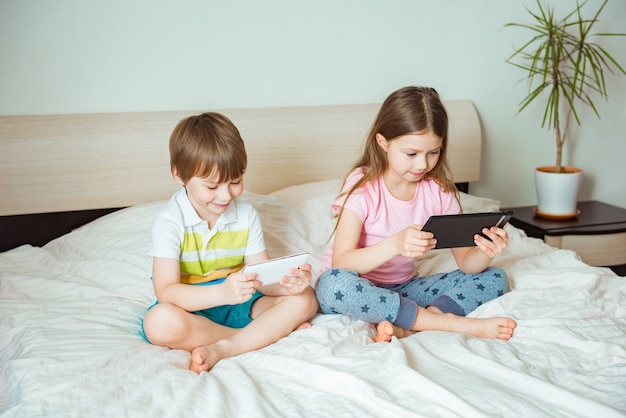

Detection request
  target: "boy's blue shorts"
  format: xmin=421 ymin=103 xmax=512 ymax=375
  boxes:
xmin=141 ymin=279 xmax=265 ymax=342
xmin=193 ymin=290 xmax=264 ymax=328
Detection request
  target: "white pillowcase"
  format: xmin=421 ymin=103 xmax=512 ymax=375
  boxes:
xmin=268 ymin=179 xmax=501 ymax=263
xmin=270 ymin=179 xmax=501 ymax=214
xmin=269 ymin=180 xmax=340 ymax=248
xmin=459 ymin=191 xmax=501 ymax=213
xmin=49 ymin=182 xmax=499 ymax=281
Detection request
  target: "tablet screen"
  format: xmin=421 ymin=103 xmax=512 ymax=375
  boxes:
xmin=422 ymin=211 xmax=512 ymax=249
xmin=242 ymin=253 xmax=310 ymax=284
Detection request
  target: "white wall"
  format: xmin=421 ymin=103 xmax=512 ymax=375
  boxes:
xmin=1 ymin=0 xmax=625 ymax=208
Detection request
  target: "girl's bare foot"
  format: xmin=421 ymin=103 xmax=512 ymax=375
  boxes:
xmin=468 ymin=316 xmax=516 ymax=340
xmin=381 ymin=308 xmax=518 ymax=342
xmin=426 ymin=313 xmax=517 ymax=340
xmin=374 ymin=320 xmax=415 ymax=342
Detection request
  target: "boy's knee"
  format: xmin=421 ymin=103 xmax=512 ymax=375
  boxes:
xmin=143 ymin=303 xmax=187 ymax=344
xmin=302 ymin=286 xmax=320 ymax=316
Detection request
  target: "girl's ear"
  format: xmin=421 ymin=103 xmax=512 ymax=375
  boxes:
xmin=375 ymin=133 xmax=388 ymax=151
xmin=172 ymin=166 xmax=185 ymax=186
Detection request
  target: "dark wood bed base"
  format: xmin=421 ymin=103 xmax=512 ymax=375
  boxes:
xmin=0 ymin=208 xmax=122 ymax=252
xmin=0 ymin=182 xmax=469 ymax=252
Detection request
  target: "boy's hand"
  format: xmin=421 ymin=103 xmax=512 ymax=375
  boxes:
xmin=223 ymin=272 xmax=262 ymax=304
xmin=279 ymin=263 xmax=312 ymax=294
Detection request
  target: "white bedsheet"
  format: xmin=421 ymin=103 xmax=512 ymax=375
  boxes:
xmin=1 ymin=184 xmax=625 ymax=417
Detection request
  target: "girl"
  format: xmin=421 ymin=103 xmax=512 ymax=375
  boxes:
xmin=315 ymin=86 xmax=516 ymax=342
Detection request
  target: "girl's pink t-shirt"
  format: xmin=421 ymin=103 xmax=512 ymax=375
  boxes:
xmin=322 ymin=169 xmax=460 ymax=285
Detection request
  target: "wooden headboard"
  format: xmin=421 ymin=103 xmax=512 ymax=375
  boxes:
xmin=0 ymin=101 xmax=481 ymax=250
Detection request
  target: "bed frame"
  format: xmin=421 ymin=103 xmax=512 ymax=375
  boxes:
xmin=0 ymin=101 xmax=481 ymax=251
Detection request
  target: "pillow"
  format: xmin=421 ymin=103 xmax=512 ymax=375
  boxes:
xmin=239 ymin=191 xmax=325 ymax=274
xmin=269 ymin=179 xmax=341 ymax=209
xmin=269 ymin=180 xmax=340 ymax=248
xmin=270 ymin=179 xmax=501 ymax=215
xmin=269 ymin=179 xmax=501 ymax=268
xmin=459 ymin=192 xmax=500 ymax=213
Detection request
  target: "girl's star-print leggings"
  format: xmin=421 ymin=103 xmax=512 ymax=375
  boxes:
xmin=315 ymin=267 xmax=509 ymax=330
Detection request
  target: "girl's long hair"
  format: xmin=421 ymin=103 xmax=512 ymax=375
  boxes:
xmin=331 ymin=86 xmax=459 ymax=236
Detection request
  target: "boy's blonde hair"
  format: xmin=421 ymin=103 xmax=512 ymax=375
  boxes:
xmin=169 ymin=112 xmax=247 ymax=183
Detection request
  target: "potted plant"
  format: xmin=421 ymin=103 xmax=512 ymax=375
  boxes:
xmin=505 ymin=0 xmax=625 ymax=218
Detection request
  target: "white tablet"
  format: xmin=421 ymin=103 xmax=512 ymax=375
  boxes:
xmin=242 ymin=252 xmax=310 ymax=284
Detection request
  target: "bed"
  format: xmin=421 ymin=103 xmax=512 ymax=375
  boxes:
xmin=1 ymin=102 xmax=625 ymax=417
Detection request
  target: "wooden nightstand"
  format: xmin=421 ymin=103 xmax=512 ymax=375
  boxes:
xmin=503 ymin=200 xmax=626 ymax=276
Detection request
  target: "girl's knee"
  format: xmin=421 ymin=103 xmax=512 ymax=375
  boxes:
xmin=315 ymin=269 xmax=342 ymax=314
xmin=315 ymin=269 xmax=336 ymax=297
xmin=486 ymin=266 xmax=509 ymax=291
xmin=316 ymin=268 xmax=359 ymax=288
xmin=314 ymin=268 xmax=357 ymax=307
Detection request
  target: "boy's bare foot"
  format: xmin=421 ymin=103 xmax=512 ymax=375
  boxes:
xmin=189 ymin=324 xmax=311 ymax=372
xmin=296 ymin=321 xmax=312 ymax=330
xmin=190 ymin=341 xmax=230 ymax=373
xmin=374 ymin=320 xmax=415 ymax=342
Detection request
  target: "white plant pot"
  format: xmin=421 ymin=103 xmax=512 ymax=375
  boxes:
xmin=534 ymin=166 xmax=582 ymax=216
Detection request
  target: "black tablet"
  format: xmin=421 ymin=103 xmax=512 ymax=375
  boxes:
xmin=422 ymin=211 xmax=513 ymax=249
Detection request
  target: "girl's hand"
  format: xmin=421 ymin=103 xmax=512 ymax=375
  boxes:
xmin=280 ymin=263 xmax=313 ymax=294
xmin=474 ymin=225 xmax=509 ymax=258
xmin=222 ymin=272 xmax=262 ymax=304
xmin=395 ymin=225 xmax=437 ymax=258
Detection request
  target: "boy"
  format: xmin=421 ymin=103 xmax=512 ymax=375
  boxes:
xmin=142 ymin=112 xmax=318 ymax=373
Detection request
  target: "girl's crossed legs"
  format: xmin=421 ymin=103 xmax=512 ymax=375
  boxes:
xmin=315 ymin=268 xmax=516 ymax=341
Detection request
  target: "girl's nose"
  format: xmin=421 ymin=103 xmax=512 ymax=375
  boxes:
xmin=414 ymin=155 xmax=428 ymax=171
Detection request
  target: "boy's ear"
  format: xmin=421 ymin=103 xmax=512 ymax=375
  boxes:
xmin=171 ymin=166 xmax=185 ymax=186
xmin=375 ymin=133 xmax=388 ymax=151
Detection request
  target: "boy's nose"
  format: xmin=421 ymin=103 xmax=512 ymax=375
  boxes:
xmin=217 ymin=186 xmax=232 ymax=201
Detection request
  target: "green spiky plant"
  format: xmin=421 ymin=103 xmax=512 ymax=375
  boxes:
xmin=505 ymin=0 xmax=625 ymax=173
